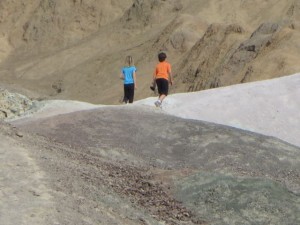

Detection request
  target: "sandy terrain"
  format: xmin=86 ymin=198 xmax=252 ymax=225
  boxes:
xmin=137 ymin=73 xmax=300 ymax=148
xmin=1 ymin=105 xmax=299 ymax=225
xmin=1 ymin=74 xmax=299 ymax=224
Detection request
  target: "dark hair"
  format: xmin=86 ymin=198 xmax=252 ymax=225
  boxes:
xmin=158 ymin=52 xmax=167 ymax=62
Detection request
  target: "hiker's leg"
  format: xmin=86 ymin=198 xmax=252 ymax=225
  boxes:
xmin=159 ymin=79 xmax=169 ymax=103
xmin=128 ymin=84 xmax=134 ymax=103
xmin=159 ymin=94 xmax=166 ymax=102
xmin=124 ymin=84 xmax=130 ymax=103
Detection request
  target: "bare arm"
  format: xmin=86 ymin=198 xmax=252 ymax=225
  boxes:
xmin=168 ymin=70 xmax=174 ymax=85
xmin=152 ymin=69 xmax=157 ymax=86
xmin=133 ymin=71 xmax=137 ymax=89
xmin=153 ymin=72 xmax=156 ymax=82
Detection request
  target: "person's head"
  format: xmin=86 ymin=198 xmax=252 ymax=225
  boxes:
xmin=125 ymin=55 xmax=134 ymax=66
xmin=158 ymin=52 xmax=167 ymax=62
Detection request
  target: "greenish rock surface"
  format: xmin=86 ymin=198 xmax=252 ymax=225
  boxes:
xmin=176 ymin=172 xmax=300 ymax=225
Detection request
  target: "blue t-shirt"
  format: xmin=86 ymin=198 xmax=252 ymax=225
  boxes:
xmin=122 ymin=66 xmax=136 ymax=84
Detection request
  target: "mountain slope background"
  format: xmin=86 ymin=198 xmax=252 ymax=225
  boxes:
xmin=0 ymin=0 xmax=300 ymax=104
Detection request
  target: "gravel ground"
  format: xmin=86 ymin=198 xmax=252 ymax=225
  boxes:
xmin=1 ymin=106 xmax=299 ymax=225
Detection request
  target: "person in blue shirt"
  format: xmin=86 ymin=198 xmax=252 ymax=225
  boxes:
xmin=120 ymin=56 xmax=137 ymax=104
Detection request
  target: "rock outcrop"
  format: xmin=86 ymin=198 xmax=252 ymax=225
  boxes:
xmin=0 ymin=89 xmax=36 ymax=120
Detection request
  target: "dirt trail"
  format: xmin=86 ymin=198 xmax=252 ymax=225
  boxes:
xmin=0 ymin=124 xmax=57 ymax=225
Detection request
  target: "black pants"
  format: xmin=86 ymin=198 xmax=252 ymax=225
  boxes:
xmin=123 ymin=83 xmax=135 ymax=103
xmin=156 ymin=78 xmax=169 ymax=96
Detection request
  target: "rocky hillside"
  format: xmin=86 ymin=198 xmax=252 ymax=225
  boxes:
xmin=0 ymin=0 xmax=299 ymax=104
xmin=8 ymin=106 xmax=300 ymax=225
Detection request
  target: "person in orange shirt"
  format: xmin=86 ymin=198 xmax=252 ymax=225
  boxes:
xmin=151 ymin=52 xmax=174 ymax=107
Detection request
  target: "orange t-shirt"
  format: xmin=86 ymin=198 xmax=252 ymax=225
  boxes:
xmin=154 ymin=61 xmax=171 ymax=80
